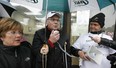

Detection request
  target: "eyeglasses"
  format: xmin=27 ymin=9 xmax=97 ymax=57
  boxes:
xmin=6 ymin=31 xmax=23 ymax=35
xmin=49 ymin=18 xmax=60 ymax=22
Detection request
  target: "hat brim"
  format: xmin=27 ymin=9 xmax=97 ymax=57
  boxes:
xmin=47 ymin=12 xmax=61 ymax=19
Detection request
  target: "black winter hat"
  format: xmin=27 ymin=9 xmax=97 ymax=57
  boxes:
xmin=90 ymin=13 xmax=105 ymax=28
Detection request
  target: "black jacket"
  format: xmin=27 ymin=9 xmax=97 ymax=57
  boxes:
xmin=99 ymin=38 xmax=116 ymax=50
xmin=32 ymin=28 xmax=72 ymax=68
xmin=0 ymin=40 xmax=33 ymax=68
xmin=99 ymin=38 xmax=116 ymax=68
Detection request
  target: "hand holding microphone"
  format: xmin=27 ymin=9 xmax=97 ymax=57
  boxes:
xmin=49 ymin=30 xmax=60 ymax=43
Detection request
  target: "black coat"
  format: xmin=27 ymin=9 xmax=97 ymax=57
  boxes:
xmin=99 ymin=38 xmax=116 ymax=68
xmin=107 ymin=53 xmax=116 ymax=68
xmin=0 ymin=41 xmax=33 ymax=68
xmin=32 ymin=28 xmax=72 ymax=68
xmin=100 ymin=38 xmax=116 ymax=50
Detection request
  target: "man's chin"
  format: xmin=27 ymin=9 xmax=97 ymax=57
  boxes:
xmin=13 ymin=43 xmax=20 ymax=46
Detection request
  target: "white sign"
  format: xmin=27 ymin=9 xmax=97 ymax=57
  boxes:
xmin=87 ymin=46 xmax=103 ymax=65
xmin=69 ymin=0 xmax=99 ymax=12
xmin=10 ymin=0 xmax=43 ymax=12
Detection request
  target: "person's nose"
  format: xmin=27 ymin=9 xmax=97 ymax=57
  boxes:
xmin=90 ymin=24 xmax=95 ymax=28
xmin=15 ymin=32 xmax=22 ymax=37
xmin=54 ymin=21 xmax=59 ymax=24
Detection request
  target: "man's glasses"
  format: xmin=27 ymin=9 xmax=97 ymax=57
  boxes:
xmin=49 ymin=18 xmax=60 ymax=22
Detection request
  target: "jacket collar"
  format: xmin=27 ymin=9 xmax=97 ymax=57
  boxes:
xmin=90 ymin=30 xmax=103 ymax=34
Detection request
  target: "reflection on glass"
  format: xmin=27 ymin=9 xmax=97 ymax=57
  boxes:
xmin=70 ymin=10 xmax=90 ymax=45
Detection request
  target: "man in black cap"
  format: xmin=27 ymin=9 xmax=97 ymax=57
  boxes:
xmin=90 ymin=13 xmax=105 ymax=26
xmin=72 ymin=13 xmax=116 ymax=68
xmin=89 ymin=12 xmax=116 ymax=68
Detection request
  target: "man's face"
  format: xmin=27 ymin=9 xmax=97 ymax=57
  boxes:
xmin=89 ymin=22 xmax=101 ymax=32
xmin=47 ymin=15 xmax=60 ymax=30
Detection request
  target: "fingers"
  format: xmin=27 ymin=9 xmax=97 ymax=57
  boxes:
xmin=84 ymin=55 xmax=91 ymax=60
xmin=82 ymin=54 xmax=90 ymax=61
xmin=49 ymin=30 xmax=60 ymax=43
xmin=78 ymin=51 xmax=90 ymax=61
xmin=51 ymin=30 xmax=59 ymax=35
xmin=89 ymin=35 xmax=101 ymax=43
xmin=89 ymin=36 xmax=94 ymax=40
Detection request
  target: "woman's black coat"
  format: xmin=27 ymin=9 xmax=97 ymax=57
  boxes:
xmin=0 ymin=41 xmax=33 ymax=68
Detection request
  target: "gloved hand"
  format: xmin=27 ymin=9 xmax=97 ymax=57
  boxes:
xmin=40 ymin=44 xmax=49 ymax=55
xmin=89 ymin=35 xmax=101 ymax=43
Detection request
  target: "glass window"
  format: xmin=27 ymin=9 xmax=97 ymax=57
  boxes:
xmin=70 ymin=10 xmax=90 ymax=45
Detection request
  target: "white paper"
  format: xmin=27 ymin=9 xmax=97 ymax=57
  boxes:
xmin=87 ymin=46 xmax=103 ymax=65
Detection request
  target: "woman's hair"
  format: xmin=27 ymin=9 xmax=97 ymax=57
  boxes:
xmin=0 ymin=18 xmax=23 ymax=37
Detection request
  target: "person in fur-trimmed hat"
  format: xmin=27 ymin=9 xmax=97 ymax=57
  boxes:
xmin=72 ymin=13 xmax=116 ymax=68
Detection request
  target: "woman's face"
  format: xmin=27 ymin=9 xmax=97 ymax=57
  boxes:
xmin=1 ymin=30 xmax=23 ymax=46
